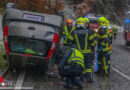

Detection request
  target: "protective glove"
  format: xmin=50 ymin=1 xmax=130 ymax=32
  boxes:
xmin=100 ymin=47 xmax=103 ymax=52
xmin=63 ymin=35 xmax=67 ymax=39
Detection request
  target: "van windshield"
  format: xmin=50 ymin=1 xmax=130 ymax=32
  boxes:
xmin=8 ymin=36 xmax=51 ymax=56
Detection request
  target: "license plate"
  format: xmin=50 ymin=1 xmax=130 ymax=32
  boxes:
xmin=23 ymin=14 xmax=44 ymax=22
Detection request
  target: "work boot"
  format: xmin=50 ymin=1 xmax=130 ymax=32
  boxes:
xmin=46 ymin=71 xmax=57 ymax=78
xmin=64 ymin=78 xmax=72 ymax=88
xmin=86 ymin=73 xmax=93 ymax=83
xmin=73 ymin=77 xmax=83 ymax=88
xmin=86 ymin=78 xmax=93 ymax=83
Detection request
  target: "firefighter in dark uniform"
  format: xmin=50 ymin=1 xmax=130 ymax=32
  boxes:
xmin=58 ymin=47 xmax=85 ymax=88
xmin=95 ymin=25 xmax=112 ymax=76
xmin=84 ymin=17 xmax=97 ymax=72
xmin=71 ymin=17 xmax=96 ymax=82
xmin=63 ymin=18 xmax=75 ymax=46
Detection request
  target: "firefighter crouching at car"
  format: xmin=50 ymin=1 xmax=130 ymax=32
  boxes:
xmin=71 ymin=17 xmax=96 ymax=82
xmin=63 ymin=19 xmax=75 ymax=46
xmin=58 ymin=47 xmax=85 ymax=88
xmin=113 ymin=25 xmax=118 ymax=39
xmin=95 ymin=25 xmax=112 ymax=76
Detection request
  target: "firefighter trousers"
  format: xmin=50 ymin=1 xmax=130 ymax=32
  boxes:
xmin=97 ymin=52 xmax=111 ymax=76
xmin=59 ymin=64 xmax=84 ymax=80
xmin=83 ymin=53 xmax=93 ymax=79
xmin=114 ymin=33 xmax=117 ymax=39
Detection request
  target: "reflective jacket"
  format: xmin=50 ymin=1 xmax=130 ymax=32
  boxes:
xmin=63 ymin=26 xmax=75 ymax=45
xmin=59 ymin=48 xmax=85 ymax=69
xmin=67 ymin=48 xmax=85 ymax=69
xmin=97 ymin=34 xmax=112 ymax=54
xmin=113 ymin=27 xmax=118 ymax=34
xmin=71 ymin=27 xmax=96 ymax=54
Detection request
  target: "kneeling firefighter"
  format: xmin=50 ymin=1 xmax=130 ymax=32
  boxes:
xmin=58 ymin=47 xmax=85 ymax=88
xmin=71 ymin=17 xmax=96 ymax=82
xmin=63 ymin=19 xmax=75 ymax=46
xmin=96 ymin=25 xmax=112 ymax=76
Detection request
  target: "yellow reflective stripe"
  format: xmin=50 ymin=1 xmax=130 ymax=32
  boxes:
xmin=101 ymin=35 xmax=108 ymax=39
xmin=89 ymin=34 xmax=96 ymax=40
xmin=108 ymin=61 xmax=111 ymax=64
xmin=106 ymin=42 xmax=109 ymax=48
xmin=70 ymin=58 xmax=84 ymax=64
xmin=85 ymin=34 xmax=88 ymax=50
xmin=81 ymin=49 xmax=91 ymax=53
xmin=103 ymin=42 xmax=110 ymax=51
xmin=64 ymin=40 xmax=67 ymax=44
xmin=103 ymin=57 xmax=108 ymax=75
xmin=97 ymin=34 xmax=101 ymax=38
xmin=107 ymin=50 xmax=112 ymax=54
xmin=98 ymin=48 xmax=110 ymax=52
xmin=69 ymin=27 xmax=75 ymax=34
xmin=67 ymin=35 xmax=74 ymax=40
xmin=77 ymin=62 xmax=85 ymax=69
xmin=103 ymin=48 xmax=110 ymax=51
xmin=101 ymin=42 xmax=106 ymax=46
xmin=64 ymin=26 xmax=68 ymax=32
xmin=75 ymin=34 xmax=81 ymax=51
xmin=63 ymin=32 xmax=69 ymax=36
xmin=92 ymin=65 xmax=94 ymax=69
xmin=68 ymin=59 xmax=85 ymax=69
xmin=91 ymin=40 xmax=97 ymax=46
xmin=85 ymin=69 xmax=92 ymax=73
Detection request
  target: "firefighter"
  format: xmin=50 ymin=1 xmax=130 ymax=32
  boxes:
xmin=84 ymin=17 xmax=97 ymax=69
xmin=71 ymin=17 xmax=96 ymax=82
xmin=63 ymin=19 xmax=75 ymax=45
xmin=113 ymin=25 xmax=118 ymax=39
xmin=98 ymin=17 xmax=112 ymax=50
xmin=95 ymin=25 xmax=112 ymax=76
xmin=58 ymin=47 xmax=85 ymax=88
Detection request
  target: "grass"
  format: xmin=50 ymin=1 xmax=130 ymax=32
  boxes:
xmin=0 ymin=8 xmax=5 ymax=15
xmin=0 ymin=9 xmax=8 ymax=72
xmin=0 ymin=40 xmax=8 ymax=71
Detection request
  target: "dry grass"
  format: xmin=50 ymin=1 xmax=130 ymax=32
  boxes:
xmin=0 ymin=8 xmax=5 ymax=15
xmin=0 ymin=40 xmax=8 ymax=71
